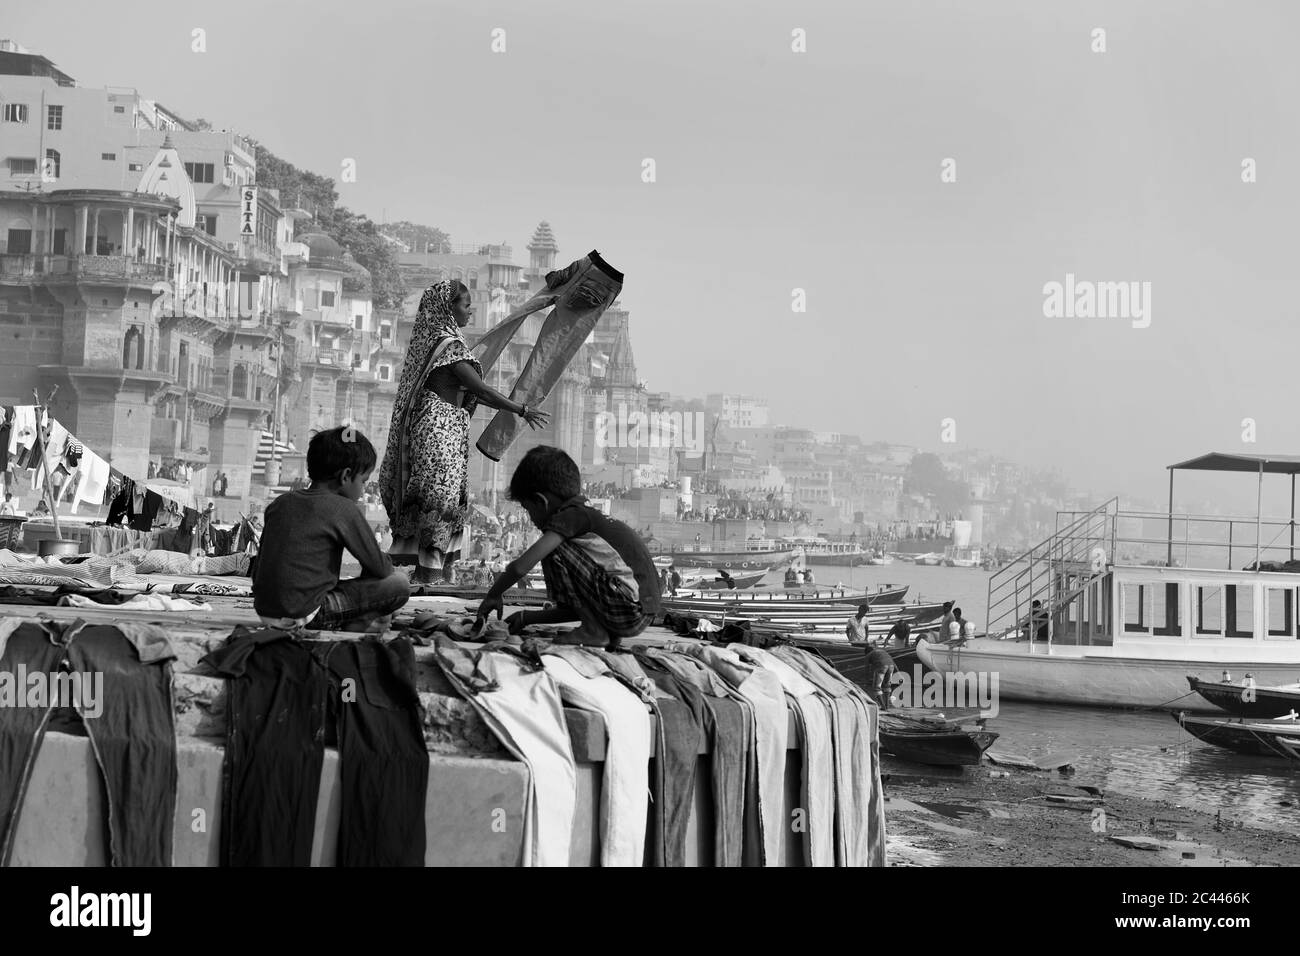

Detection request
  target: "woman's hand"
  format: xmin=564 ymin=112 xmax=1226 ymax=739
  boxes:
xmin=520 ymin=405 xmax=550 ymax=430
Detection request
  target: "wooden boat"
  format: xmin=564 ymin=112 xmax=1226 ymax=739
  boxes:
xmin=878 ymin=709 xmax=999 ymax=766
xmin=1186 ymin=676 xmax=1300 ymax=719
xmin=665 ymin=583 xmax=910 ymax=607
xmin=879 ymin=726 xmax=1000 ymax=766
xmin=682 ymin=568 xmax=768 ymax=591
xmin=1173 ymin=712 xmax=1300 ymax=759
xmin=652 ymin=548 xmax=797 ymax=571
xmin=789 ymin=631 xmax=945 ymax=683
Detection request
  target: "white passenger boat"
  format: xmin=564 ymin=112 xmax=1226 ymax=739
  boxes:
xmin=919 ymin=453 xmax=1300 ymax=711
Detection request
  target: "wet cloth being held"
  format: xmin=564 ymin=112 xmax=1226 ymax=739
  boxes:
xmin=379 ymin=279 xmax=481 ymax=567
xmin=475 ymin=251 xmax=623 ymax=462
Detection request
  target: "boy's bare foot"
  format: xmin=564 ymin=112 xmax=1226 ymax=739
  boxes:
xmin=552 ymin=627 xmax=607 ymax=647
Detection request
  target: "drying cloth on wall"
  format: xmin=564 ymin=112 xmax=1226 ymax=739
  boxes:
xmin=0 ymin=618 xmax=178 ymax=867
xmin=541 ymin=649 xmax=650 ymax=867
xmin=203 ymin=627 xmax=331 ymax=867
xmin=432 ymin=636 xmax=576 ymax=867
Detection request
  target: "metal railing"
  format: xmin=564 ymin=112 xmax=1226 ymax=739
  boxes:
xmin=986 ymin=497 xmax=1117 ymax=642
xmin=1057 ymin=508 xmax=1300 ymax=571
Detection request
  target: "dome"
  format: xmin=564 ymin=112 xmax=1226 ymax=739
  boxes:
xmin=341 ymin=249 xmax=371 ymax=278
xmin=298 ymin=232 xmax=343 ymax=259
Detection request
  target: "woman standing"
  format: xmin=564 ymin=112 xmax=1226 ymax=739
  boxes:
xmin=379 ymin=279 xmax=548 ymax=584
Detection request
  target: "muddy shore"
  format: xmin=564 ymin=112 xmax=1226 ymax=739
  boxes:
xmin=883 ymin=758 xmax=1300 ymax=867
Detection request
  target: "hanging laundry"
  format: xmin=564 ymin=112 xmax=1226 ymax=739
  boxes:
xmin=72 ymin=451 xmax=109 ymax=513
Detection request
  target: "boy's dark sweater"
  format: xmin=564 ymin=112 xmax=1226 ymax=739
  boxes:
xmin=252 ymin=487 xmax=392 ymax=618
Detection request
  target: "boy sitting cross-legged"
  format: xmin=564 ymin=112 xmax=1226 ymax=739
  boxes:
xmin=475 ymin=446 xmax=661 ymax=649
xmin=253 ymin=426 xmax=410 ymax=633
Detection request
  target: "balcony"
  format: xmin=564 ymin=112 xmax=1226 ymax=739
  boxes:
xmin=302 ymin=347 xmax=346 ymax=368
xmin=43 ymin=254 xmax=167 ymax=284
xmin=0 ymin=254 xmax=44 ymax=282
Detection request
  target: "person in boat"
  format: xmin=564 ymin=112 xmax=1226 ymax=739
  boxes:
xmin=716 ymin=569 xmax=736 ymax=589
xmin=949 ymin=607 xmax=974 ymax=643
xmin=886 ymin=619 xmax=912 ymax=648
xmin=804 ymin=567 xmax=815 ymax=585
xmin=928 ymin=601 xmax=955 ymax=643
xmin=1021 ymin=600 xmax=1049 ymax=641
xmin=784 ymin=566 xmax=798 ymax=586
xmin=846 ymin=604 xmax=871 ymax=645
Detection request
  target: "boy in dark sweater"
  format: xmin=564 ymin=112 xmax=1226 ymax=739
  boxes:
xmin=253 ymin=426 xmax=409 ymax=633
xmin=476 ymin=446 xmax=660 ymax=648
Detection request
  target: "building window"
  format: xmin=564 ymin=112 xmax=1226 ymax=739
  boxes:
xmin=46 ymin=105 xmax=62 ymax=130
xmin=6 ymin=230 xmax=32 ymax=255
xmin=184 ymin=162 xmax=215 ymax=184
xmin=379 ymin=365 xmax=391 ymax=381
xmin=320 ymin=290 xmax=336 ymax=307
xmin=45 ymin=149 xmax=60 ymax=179
xmin=113 ymin=106 xmax=126 ymax=113
xmin=7 ymin=158 xmax=37 ymax=176
xmin=352 ymin=353 xmax=362 ymax=368
xmin=101 ymin=152 xmax=116 ymax=161
xmin=379 ymin=322 xmax=392 ymax=341
xmin=196 ymin=214 xmax=217 ymax=236
xmin=354 ymin=315 xmax=364 ymax=330
xmin=128 ymin=162 xmax=143 ymax=172
xmin=3 ymin=103 xmax=29 ymax=123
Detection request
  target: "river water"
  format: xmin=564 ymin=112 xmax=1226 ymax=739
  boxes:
xmin=760 ymin=561 xmax=1300 ymax=833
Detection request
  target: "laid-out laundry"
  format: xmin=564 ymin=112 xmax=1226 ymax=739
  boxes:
xmin=62 ymin=593 xmax=214 ymax=613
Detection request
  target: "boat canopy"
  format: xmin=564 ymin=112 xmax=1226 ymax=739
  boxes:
xmin=1166 ymin=452 xmax=1300 ymax=566
xmin=1168 ymin=452 xmax=1300 ymax=475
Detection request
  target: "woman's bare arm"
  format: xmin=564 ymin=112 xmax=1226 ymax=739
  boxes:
xmin=440 ymin=362 xmax=549 ymax=428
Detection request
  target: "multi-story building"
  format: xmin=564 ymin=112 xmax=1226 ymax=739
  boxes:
xmin=0 ymin=41 xmax=300 ymax=498
xmin=705 ymin=392 xmax=769 ymax=429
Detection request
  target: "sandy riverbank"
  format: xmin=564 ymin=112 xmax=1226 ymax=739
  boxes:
xmin=883 ymin=758 xmax=1300 ymax=867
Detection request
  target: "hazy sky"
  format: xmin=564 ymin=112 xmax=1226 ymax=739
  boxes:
xmin=10 ymin=0 xmax=1299 ymax=509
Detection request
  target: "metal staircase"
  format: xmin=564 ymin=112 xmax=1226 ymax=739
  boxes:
xmin=986 ymin=497 xmax=1119 ymax=641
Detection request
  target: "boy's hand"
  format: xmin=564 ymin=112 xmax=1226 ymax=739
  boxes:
xmin=506 ymin=611 xmax=529 ymax=636
xmin=476 ymin=594 xmax=504 ymax=629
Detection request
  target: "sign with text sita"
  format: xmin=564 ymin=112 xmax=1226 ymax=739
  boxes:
xmin=240 ymin=187 xmax=258 ymax=238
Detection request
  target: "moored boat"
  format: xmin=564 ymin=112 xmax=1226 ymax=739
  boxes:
xmin=878 ymin=726 xmax=1000 ymax=767
xmin=1187 ymin=676 xmax=1300 ymax=719
xmin=918 ymin=453 xmax=1300 ymax=711
xmin=650 ymin=547 xmax=798 ymax=571
xmin=1173 ymin=712 xmax=1300 ymax=759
